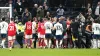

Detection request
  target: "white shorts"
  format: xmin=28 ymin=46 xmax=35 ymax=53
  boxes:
xmin=25 ymin=35 xmax=32 ymax=39
xmin=40 ymin=35 xmax=45 ymax=38
xmin=38 ymin=33 xmax=40 ymax=38
xmin=8 ymin=36 xmax=16 ymax=41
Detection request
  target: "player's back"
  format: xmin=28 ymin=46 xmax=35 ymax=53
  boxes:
xmin=8 ymin=22 xmax=16 ymax=36
xmin=32 ymin=21 xmax=36 ymax=34
xmin=37 ymin=22 xmax=41 ymax=33
xmin=25 ymin=21 xmax=32 ymax=35
xmin=40 ymin=22 xmax=45 ymax=35
xmin=92 ymin=23 xmax=100 ymax=34
xmin=0 ymin=21 xmax=8 ymax=34
xmin=54 ymin=22 xmax=63 ymax=35
xmin=44 ymin=21 xmax=53 ymax=34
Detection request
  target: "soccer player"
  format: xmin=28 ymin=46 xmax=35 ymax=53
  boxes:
xmin=0 ymin=17 xmax=8 ymax=48
xmin=8 ymin=18 xmax=17 ymax=51
xmin=32 ymin=18 xmax=37 ymax=48
xmin=25 ymin=19 xmax=33 ymax=48
xmin=44 ymin=18 xmax=53 ymax=48
xmin=53 ymin=19 xmax=63 ymax=48
xmin=38 ymin=18 xmax=45 ymax=48
xmin=92 ymin=19 xmax=100 ymax=49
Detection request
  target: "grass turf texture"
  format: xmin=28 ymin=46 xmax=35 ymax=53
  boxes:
xmin=0 ymin=49 xmax=100 ymax=56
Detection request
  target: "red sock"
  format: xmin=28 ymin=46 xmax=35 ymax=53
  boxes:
xmin=8 ymin=41 xmax=11 ymax=48
xmin=38 ymin=38 xmax=41 ymax=47
xmin=30 ymin=39 xmax=32 ymax=47
xmin=41 ymin=39 xmax=43 ymax=47
xmin=25 ymin=39 xmax=28 ymax=46
xmin=40 ymin=38 xmax=42 ymax=47
xmin=42 ymin=39 xmax=45 ymax=47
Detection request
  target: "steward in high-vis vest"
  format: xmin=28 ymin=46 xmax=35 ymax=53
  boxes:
xmin=16 ymin=22 xmax=24 ymax=48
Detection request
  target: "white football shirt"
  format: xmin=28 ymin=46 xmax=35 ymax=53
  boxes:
xmin=32 ymin=21 xmax=36 ymax=34
xmin=0 ymin=21 xmax=8 ymax=34
xmin=92 ymin=23 xmax=100 ymax=34
xmin=54 ymin=22 xmax=63 ymax=35
xmin=44 ymin=21 xmax=53 ymax=34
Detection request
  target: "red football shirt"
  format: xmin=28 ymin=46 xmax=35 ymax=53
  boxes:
xmin=25 ymin=21 xmax=32 ymax=35
xmin=66 ymin=20 xmax=71 ymax=28
xmin=40 ymin=22 xmax=45 ymax=35
xmin=8 ymin=22 xmax=16 ymax=36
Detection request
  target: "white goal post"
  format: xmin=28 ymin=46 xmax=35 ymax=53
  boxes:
xmin=0 ymin=4 xmax=12 ymax=22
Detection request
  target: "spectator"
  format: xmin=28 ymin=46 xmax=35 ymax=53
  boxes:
xmin=77 ymin=13 xmax=85 ymax=23
xmin=31 ymin=4 xmax=38 ymax=18
xmin=85 ymin=3 xmax=92 ymax=15
xmin=22 ymin=0 xmax=28 ymax=8
xmin=5 ymin=0 xmax=13 ymax=7
xmin=37 ymin=5 xmax=44 ymax=18
xmin=44 ymin=6 xmax=51 ymax=17
xmin=13 ymin=9 xmax=18 ymax=22
xmin=4 ymin=0 xmax=13 ymax=23
xmin=45 ymin=12 xmax=51 ymax=18
xmin=56 ymin=5 xmax=64 ymax=18
xmin=22 ymin=8 xmax=32 ymax=24
xmin=15 ymin=0 xmax=24 ymax=20
xmin=95 ymin=1 xmax=100 ymax=18
xmin=43 ymin=2 xmax=47 ymax=7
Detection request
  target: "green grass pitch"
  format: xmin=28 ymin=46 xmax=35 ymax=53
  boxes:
xmin=0 ymin=48 xmax=100 ymax=56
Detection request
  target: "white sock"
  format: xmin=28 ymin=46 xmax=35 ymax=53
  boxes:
xmin=48 ymin=40 xmax=51 ymax=48
xmin=56 ymin=40 xmax=58 ymax=48
xmin=1 ymin=40 xmax=3 ymax=46
xmin=2 ymin=40 xmax=6 ymax=48
xmin=98 ymin=40 xmax=100 ymax=48
xmin=91 ymin=40 xmax=93 ymax=48
xmin=60 ymin=40 xmax=62 ymax=46
xmin=44 ymin=39 xmax=47 ymax=46
xmin=93 ymin=39 xmax=97 ymax=48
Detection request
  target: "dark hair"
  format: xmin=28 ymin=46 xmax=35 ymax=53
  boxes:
xmin=57 ymin=18 xmax=59 ymax=22
xmin=87 ymin=21 xmax=92 ymax=25
xmin=47 ymin=18 xmax=50 ymax=20
xmin=2 ymin=17 xmax=5 ymax=21
xmin=94 ymin=19 xmax=98 ymax=23
xmin=28 ymin=18 xmax=31 ymax=21
xmin=11 ymin=18 xmax=14 ymax=21
xmin=40 ymin=18 xmax=43 ymax=22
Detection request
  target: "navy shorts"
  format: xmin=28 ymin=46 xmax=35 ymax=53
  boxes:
xmin=45 ymin=34 xmax=52 ymax=39
xmin=1 ymin=34 xmax=7 ymax=38
xmin=92 ymin=34 xmax=100 ymax=39
xmin=32 ymin=33 xmax=37 ymax=39
xmin=56 ymin=35 xmax=63 ymax=40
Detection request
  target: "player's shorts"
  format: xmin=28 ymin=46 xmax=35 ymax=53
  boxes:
xmin=56 ymin=35 xmax=63 ymax=40
xmin=38 ymin=33 xmax=40 ymax=38
xmin=45 ymin=34 xmax=52 ymax=39
xmin=8 ymin=36 xmax=16 ymax=41
xmin=92 ymin=34 xmax=100 ymax=39
xmin=32 ymin=33 xmax=37 ymax=39
xmin=1 ymin=34 xmax=7 ymax=38
xmin=25 ymin=34 xmax=32 ymax=39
